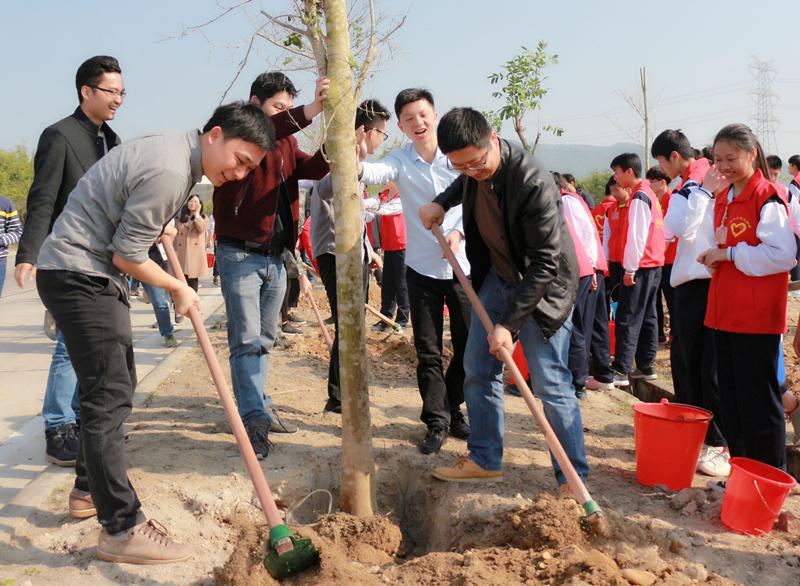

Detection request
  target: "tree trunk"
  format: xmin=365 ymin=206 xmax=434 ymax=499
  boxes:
xmin=514 ymin=115 xmax=530 ymax=152
xmin=323 ymin=0 xmax=375 ymax=517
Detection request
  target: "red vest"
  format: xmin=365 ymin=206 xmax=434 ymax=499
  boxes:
xmin=659 ymin=191 xmax=677 ymax=264
xmin=377 ymin=189 xmax=407 ymax=251
xmin=566 ymin=191 xmax=608 ymax=273
xmin=631 ymin=181 xmax=666 ymax=268
xmin=704 ymin=169 xmax=788 ymax=334
xmin=606 ymin=201 xmax=629 ymax=263
xmin=592 ymin=196 xmax=616 ymax=238
xmin=562 ymin=192 xmax=594 ymax=278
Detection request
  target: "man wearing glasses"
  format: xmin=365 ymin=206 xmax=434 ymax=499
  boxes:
xmin=15 ymin=55 xmax=124 ymax=471
xmin=419 ymin=108 xmax=588 ymax=489
xmin=358 ymin=88 xmax=471 ymax=455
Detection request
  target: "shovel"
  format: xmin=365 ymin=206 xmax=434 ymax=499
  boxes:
xmin=161 ymin=236 xmax=320 ymax=578
xmin=430 ymin=224 xmax=609 ymax=537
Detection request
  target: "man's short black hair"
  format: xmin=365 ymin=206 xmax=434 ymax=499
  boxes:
xmin=551 ymin=171 xmax=563 ymax=186
xmin=610 ymin=153 xmax=642 ymax=178
xmin=75 ymin=55 xmax=121 ymax=102
xmin=394 ymin=88 xmax=434 ymax=118
xmin=356 ymin=99 xmax=390 ymax=131
xmin=437 ymin=108 xmax=493 ymax=154
xmin=202 ymin=101 xmax=276 ymax=151
xmin=651 ymin=129 xmax=694 ymax=160
xmin=766 ymin=155 xmax=783 ymax=171
xmin=789 ymin=154 xmax=800 ymax=169
xmin=645 ymin=166 xmax=669 ymax=182
xmin=250 ymin=71 xmax=298 ymax=104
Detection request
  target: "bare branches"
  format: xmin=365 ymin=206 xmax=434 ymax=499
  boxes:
xmin=259 ymin=9 xmax=306 ymax=36
xmin=162 ymin=0 xmax=253 ymax=41
xmin=219 ymin=33 xmax=257 ymax=104
xmin=353 ymin=0 xmax=377 ymax=100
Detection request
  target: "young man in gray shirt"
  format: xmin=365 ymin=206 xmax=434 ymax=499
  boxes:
xmin=35 ymin=102 xmax=274 ymax=565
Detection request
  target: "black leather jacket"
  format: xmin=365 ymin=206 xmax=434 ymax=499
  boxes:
xmin=433 ymin=139 xmax=578 ymax=338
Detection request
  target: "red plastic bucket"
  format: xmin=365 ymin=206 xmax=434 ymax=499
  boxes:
xmin=721 ymin=457 xmax=797 ymax=535
xmin=206 ymin=252 xmax=215 ymax=269
xmin=510 ymin=342 xmax=529 ymax=386
xmin=633 ymin=398 xmax=711 ymax=490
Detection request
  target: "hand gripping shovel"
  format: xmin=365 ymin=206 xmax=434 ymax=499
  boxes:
xmin=430 ymin=225 xmax=609 ymax=537
xmin=162 ymin=238 xmax=320 ymax=578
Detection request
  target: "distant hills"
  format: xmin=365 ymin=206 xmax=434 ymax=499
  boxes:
xmin=529 ymin=141 xmax=646 ymax=179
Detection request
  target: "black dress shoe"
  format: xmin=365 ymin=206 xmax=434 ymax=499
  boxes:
xmin=449 ymin=411 xmax=471 ymax=440
xmin=323 ymin=398 xmax=342 ymax=414
xmin=419 ymin=428 xmax=447 ymax=454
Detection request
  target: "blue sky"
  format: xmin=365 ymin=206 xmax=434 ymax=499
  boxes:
xmin=1 ymin=0 xmax=798 ymax=164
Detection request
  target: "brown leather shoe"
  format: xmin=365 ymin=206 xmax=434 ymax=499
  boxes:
xmin=432 ymin=455 xmax=503 ymax=482
xmin=69 ymin=488 xmax=96 ymax=519
xmin=97 ymin=519 xmax=191 ymax=564
xmin=69 ymin=486 xmax=147 ymax=519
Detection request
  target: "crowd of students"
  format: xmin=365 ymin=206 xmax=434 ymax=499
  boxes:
xmin=6 ymin=53 xmax=800 ymax=565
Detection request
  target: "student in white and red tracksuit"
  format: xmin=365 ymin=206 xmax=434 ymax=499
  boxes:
xmin=607 ymin=153 xmax=665 ymax=386
xmin=652 ymin=129 xmax=729 ymax=477
xmin=647 ymin=166 xmax=675 ymax=343
xmin=555 ymin=173 xmax=611 ymax=397
xmin=698 ymin=123 xmax=796 ymax=470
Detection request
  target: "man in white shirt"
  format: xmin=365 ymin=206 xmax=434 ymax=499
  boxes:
xmin=359 ymin=89 xmax=471 ymax=454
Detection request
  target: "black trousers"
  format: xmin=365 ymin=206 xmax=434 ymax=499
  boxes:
xmin=281 ymin=276 xmax=300 ymax=321
xmin=670 ymin=279 xmax=726 ymax=447
xmin=568 ymin=275 xmax=595 ymax=390
xmin=611 ymin=266 xmax=661 ymax=374
xmin=790 ymin=235 xmax=800 ymax=282
xmin=712 ymin=329 xmax=786 ymax=469
xmin=589 ymin=271 xmax=613 ymax=383
xmin=316 ymin=253 xmax=369 ymax=402
xmin=406 ymin=267 xmax=470 ymax=429
xmin=37 ymin=270 xmax=143 ymax=535
xmin=656 ymin=263 xmax=675 ymax=339
xmin=379 ymin=249 xmax=410 ymax=326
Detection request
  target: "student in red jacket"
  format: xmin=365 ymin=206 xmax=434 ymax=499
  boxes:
xmin=373 ymin=181 xmax=409 ymax=331
xmin=698 ymin=123 xmax=796 ymax=469
xmin=607 ymin=153 xmax=665 ymax=386
xmin=555 ymin=172 xmax=611 ymax=397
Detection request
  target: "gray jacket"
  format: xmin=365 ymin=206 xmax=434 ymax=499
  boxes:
xmin=37 ymin=131 xmax=203 ymax=297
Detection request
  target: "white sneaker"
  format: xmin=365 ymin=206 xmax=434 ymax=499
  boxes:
xmin=585 ymin=377 xmax=615 ymax=391
xmin=696 ymin=445 xmax=731 ymax=477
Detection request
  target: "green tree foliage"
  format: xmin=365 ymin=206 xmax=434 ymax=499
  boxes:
xmin=579 ymin=170 xmax=612 ymax=205
xmin=486 ymin=41 xmax=563 ymax=153
xmin=0 ymin=145 xmax=34 ymax=217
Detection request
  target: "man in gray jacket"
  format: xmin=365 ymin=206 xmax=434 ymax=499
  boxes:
xmin=35 ymin=102 xmax=274 ymax=565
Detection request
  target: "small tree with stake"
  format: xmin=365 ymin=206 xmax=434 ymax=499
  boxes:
xmin=486 ymin=41 xmax=563 ymax=154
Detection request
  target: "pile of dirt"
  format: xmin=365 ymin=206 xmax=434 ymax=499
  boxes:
xmin=215 ymin=493 xmax=738 ymax=585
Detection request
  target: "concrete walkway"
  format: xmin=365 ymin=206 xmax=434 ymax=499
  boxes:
xmin=0 ymin=250 xmax=224 ymax=509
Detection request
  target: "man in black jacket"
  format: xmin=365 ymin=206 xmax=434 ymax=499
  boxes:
xmin=420 ymin=108 xmax=588 ymax=488
xmin=15 ymin=55 xmax=123 ymax=468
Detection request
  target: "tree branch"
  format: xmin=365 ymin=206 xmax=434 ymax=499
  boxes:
xmin=162 ymin=0 xmax=253 ymax=41
xmin=259 ymin=8 xmax=306 ymax=36
xmin=353 ymin=0 xmax=378 ymax=100
xmin=219 ymin=32 xmax=258 ymax=103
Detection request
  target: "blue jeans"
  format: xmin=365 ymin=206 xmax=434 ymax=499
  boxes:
xmin=141 ymin=282 xmax=174 ymax=336
xmin=217 ymin=243 xmax=286 ymax=424
xmin=42 ymin=328 xmax=81 ymax=429
xmin=464 ymin=270 xmax=589 ymax=485
xmin=0 ymin=256 xmax=6 ymax=297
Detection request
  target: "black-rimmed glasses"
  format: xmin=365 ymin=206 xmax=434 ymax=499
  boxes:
xmin=90 ymin=85 xmax=127 ymax=99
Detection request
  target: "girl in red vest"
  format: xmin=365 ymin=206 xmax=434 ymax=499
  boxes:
xmin=698 ymin=123 xmax=796 ymax=469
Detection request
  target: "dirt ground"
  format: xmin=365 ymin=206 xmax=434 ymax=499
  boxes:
xmin=2 ymin=284 xmax=800 ymax=585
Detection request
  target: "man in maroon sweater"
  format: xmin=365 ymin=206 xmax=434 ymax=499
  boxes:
xmin=213 ymin=72 xmax=329 ymax=459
